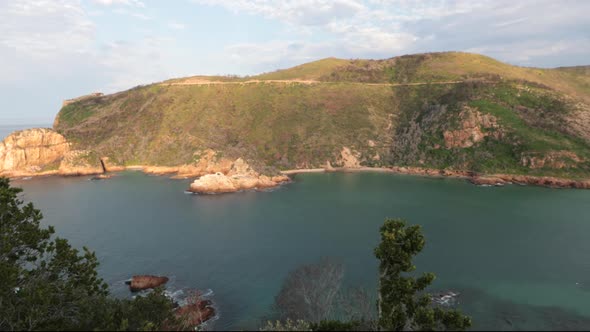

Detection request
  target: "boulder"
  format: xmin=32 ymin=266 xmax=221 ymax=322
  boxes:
xmin=189 ymin=172 xmax=237 ymax=193
xmin=128 ymin=275 xmax=169 ymax=292
xmin=165 ymin=294 xmax=216 ymax=330
xmin=174 ymin=302 xmax=216 ymax=328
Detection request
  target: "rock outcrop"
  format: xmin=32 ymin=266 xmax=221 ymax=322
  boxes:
xmin=443 ymin=107 xmax=501 ymax=148
xmin=0 ymin=128 xmax=69 ymax=174
xmin=470 ymin=174 xmax=590 ymax=189
xmin=189 ymin=170 xmax=290 ymax=194
xmin=173 ymin=299 xmax=216 ymax=327
xmin=187 ymin=151 xmax=290 ymax=193
xmin=62 ymin=92 xmax=104 ymax=107
xmin=142 ymin=149 xmax=234 ymax=178
xmin=0 ymin=128 xmax=105 ymax=178
xmin=59 ymin=150 xmax=105 ymax=175
xmin=520 ymin=151 xmax=584 ymax=169
xmin=127 ymin=275 xmax=169 ymax=292
xmin=339 ymin=147 xmax=362 ymax=168
xmin=163 ymin=291 xmax=217 ymax=330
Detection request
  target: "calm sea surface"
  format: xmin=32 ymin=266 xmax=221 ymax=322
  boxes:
xmin=5 ymin=126 xmax=590 ymax=330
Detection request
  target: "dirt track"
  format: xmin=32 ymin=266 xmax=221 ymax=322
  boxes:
xmin=161 ymin=79 xmax=485 ymax=87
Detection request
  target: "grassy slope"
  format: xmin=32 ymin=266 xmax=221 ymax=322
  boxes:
xmin=56 ymin=83 xmax=394 ymax=169
xmin=54 ymin=52 xmax=590 ymax=177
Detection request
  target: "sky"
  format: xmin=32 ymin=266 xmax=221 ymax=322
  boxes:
xmin=1 ymin=0 xmax=589 ymax=124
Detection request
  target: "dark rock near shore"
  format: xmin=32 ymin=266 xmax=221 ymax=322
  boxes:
xmin=174 ymin=302 xmax=216 ymax=327
xmin=128 ymin=275 xmax=169 ymax=292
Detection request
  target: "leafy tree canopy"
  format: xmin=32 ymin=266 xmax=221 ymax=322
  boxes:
xmin=0 ymin=177 xmax=174 ymax=331
xmin=375 ymin=218 xmax=472 ymax=331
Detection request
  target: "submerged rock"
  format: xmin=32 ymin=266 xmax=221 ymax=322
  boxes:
xmin=90 ymin=174 xmax=112 ymax=181
xmin=127 ymin=275 xmax=169 ymax=292
xmin=431 ymin=291 xmax=460 ymax=306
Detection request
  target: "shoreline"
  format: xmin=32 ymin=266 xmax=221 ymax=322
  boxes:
xmin=280 ymin=166 xmax=590 ymax=189
xmin=5 ymin=164 xmax=590 ymax=190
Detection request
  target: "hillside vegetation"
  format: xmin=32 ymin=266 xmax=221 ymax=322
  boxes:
xmin=54 ymin=52 xmax=590 ymax=178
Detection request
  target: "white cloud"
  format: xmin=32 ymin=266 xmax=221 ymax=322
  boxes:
xmin=0 ymin=0 xmax=95 ymax=59
xmin=96 ymin=36 xmax=178 ymax=91
xmin=196 ymin=0 xmax=366 ymax=26
xmin=112 ymin=7 xmax=151 ymax=20
xmin=92 ymin=0 xmax=145 ymax=7
xmin=0 ymin=1 xmax=181 ymax=93
xmin=205 ymin=0 xmax=590 ymax=69
xmin=168 ymin=22 xmax=186 ymax=30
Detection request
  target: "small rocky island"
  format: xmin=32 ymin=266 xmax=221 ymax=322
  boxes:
xmin=125 ymin=275 xmax=217 ymax=328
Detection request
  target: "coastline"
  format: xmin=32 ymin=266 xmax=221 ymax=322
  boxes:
xmin=280 ymin=166 xmax=590 ymax=189
xmin=4 ymin=164 xmax=590 ymax=190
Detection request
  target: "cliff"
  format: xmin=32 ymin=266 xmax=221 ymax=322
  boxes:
xmin=0 ymin=128 xmax=104 ymax=177
xmin=3 ymin=52 xmax=590 ymax=189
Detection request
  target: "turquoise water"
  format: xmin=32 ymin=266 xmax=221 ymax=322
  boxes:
xmin=12 ymin=170 xmax=590 ymax=330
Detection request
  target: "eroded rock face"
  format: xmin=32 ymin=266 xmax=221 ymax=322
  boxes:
xmin=0 ymin=128 xmax=106 ymax=177
xmin=339 ymin=147 xmax=361 ymax=168
xmin=189 ymin=172 xmax=290 ymax=194
xmin=443 ymin=107 xmax=501 ymax=149
xmin=144 ymin=149 xmax=236 ymax=178
xmin=520 ymin=151 xmax=584 ymax=169
xmin=0 ymin=128 xmax=69 ymax=173
xmin=190 ymin=172 xmax=238 ymax=193
xmin=59 ymin=150 xmax=105 ymax=175
xmin=187 ymin=153 xmax=290 ymax=193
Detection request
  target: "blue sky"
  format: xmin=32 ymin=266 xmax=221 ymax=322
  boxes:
xmin=1 ymin=0 xmax=589 ymax=124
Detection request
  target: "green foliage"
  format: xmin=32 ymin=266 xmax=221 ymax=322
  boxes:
xmin=260 ymin=319 xmax=312 ymax=331
xmin=273 ymin=258 xmax=344 ymax=323
xmin=310 ymin=319 xmax=363 ymax=331
xmin=375 ymin=219 xmax=472 ymax=331
xmin=388 ymin=76 xmax=590 ymax=177
xmin=254 ymin=57 xmax=350 ymax=81
xmin=54 ymin=52 xmax=590 ymax=179
xmin=56 ymin=82 xmax=393 ymax=170
xmin=260 ymin=319 xmax=364 ymax=332
xmin=0 ymin=177 xmax=174 ymax=331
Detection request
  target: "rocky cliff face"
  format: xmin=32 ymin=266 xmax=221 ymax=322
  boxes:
xmin=0 ymin=128 xmax=104 ymax=177
xmin=520 ymin=151 xmax=584 ymax=169
xmin=0 ymin=129 xmax=68 ymax=174
xmin=185 ymin=150 xmax=290 ymax=193
xmin=442 ymin=107 xmax=501 ymax=148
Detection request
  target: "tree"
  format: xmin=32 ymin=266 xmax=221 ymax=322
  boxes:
xmin=273 ymin=258 xmax=344 ymax=323
xmin=0 ymin=177 xmax=174 ymax=330
xmin=375 ymin=218 xmax=472 ymax=331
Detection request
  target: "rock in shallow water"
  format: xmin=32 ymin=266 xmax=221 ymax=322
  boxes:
xmin=189 ymin=171 xmax=290 ymax=194
xmin=174 ymin=300 xmax=216 ymax=327
xmin=127 ymin=275 xmax=169 ymax=292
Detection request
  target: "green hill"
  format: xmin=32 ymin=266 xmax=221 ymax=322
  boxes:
xmin=54 ymin=52 xmax=590 ymax=178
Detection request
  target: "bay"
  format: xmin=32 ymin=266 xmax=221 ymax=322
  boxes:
xmin=12 ymin=170 xmax=590 ymax=330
